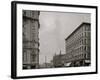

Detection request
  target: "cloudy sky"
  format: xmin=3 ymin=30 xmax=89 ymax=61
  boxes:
xmin=39 ymin=11 xmax=90 ymax=64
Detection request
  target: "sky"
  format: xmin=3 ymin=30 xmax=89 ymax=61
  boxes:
xmin=39 ymin=11 xmax=90 ymax=64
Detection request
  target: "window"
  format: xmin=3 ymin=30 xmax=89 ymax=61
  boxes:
xmin=80 ymin=41 xmax=81 ymax=45
xmin=84 ymin=54 xmax=86 ymax=58
xmin=84 ymin=46 xmax=86 ymax=51
xmin=84 ymin=39 xmax=87 ymax=44
xmin=85 ymin=32 xmax=86 ymax=37
xmin=82 ymin=33 xmax=83 ymax=37
xmin=87 ymin=32 xmax=91 ymax=38
xmin=31 ymin=54 xmax=36 ymax=62
xmin=23 ymin=11 xmax=26 ymax=16
xmin=32 ymin=12 xmax=34 ymax=17
xmin=23 ymin=50 xmax=27 ymax=63
xmin=81 ymin=47 xmax=82 ymax=51
xmin=85 ymin=26 xmax=90 ymax=31
xmin=82 ymin=39 xmax=83 ymax=44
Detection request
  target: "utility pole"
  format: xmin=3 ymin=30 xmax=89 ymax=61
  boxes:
xmin=45 ymin=56 xmax=47 ymax=68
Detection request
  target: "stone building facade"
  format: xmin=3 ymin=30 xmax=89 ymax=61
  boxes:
xmin=23 ymin=10 xmax=40 ymax=69
xmin=65 ymin=22 xmax=91 ymax=66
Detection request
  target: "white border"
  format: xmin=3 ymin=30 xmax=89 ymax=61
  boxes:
xmin=17 ymin=3 xmax=96 ymax=77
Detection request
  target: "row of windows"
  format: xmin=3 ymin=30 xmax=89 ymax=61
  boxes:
xmin=66 ymin=46 xmax=90 ymax=57
xmin=66 ymin=38 xmax=91 ymax=51
xmin=66 ymin=24 xmax=90 ymax=44
xmin=23 ymin=50 xmax=30 ymax=63
xmin=66 ymin=53 xmax=89 ymax=62
xmin=74 ymin=25 xmax=90 ymax=36
xmin=23 ymin=43 xmax=35 ymax=49
xmin=23 ymin=26 xmax=39 ymax=42
xmin=23 ymin=10 xmax=39 ymax=21
xmin=67 ymin=44 xmax=89 ymax=53
xmin=23 ymin=19 xmax=39 ymax=28
xmin=23 ymin=50 xmax=38 ymax=63
xmin=23 ymin=10 xmax=35 ymax=18
xmin=66 ymin=31 xmax=90 ymax=47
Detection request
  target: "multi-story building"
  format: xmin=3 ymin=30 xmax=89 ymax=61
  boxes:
xmin=53 ymin=51 xmax=65 ymax=67
xmin=23 ymin=10 xmax=40 ymax=69
xmin=65 ymin=22 xmax=91 ymax=67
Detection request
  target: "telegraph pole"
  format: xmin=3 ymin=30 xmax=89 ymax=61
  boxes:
xmin=45 ymin=56 xmax=47 ymax=68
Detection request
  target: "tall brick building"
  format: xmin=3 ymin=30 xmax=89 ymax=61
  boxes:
xmin=23 ymin=10 xmax=40 ymax=69
xmin=65 ymin=22 xmax=91 ymax=66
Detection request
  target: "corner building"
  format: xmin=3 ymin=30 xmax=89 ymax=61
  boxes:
xmin=23 ymin=10 xmax=40 ymax=69
xmin=65 ymin=22 xmax=91 ymax=66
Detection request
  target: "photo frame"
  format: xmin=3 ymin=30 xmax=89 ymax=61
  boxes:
xmin=11 ymin=1 xmax=98 ymax=79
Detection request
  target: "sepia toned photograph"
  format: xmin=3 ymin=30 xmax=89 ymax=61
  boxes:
xmin=11 ymin=1 xmax=97 ymax=79
xmin=22 ymin=10 xmax=91 ymax=69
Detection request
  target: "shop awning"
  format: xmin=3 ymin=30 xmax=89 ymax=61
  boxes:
xmin=85 ymin=60 xmax=91 ymax=63
xmin=64 ymin=62 xmax=71 ymax=66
